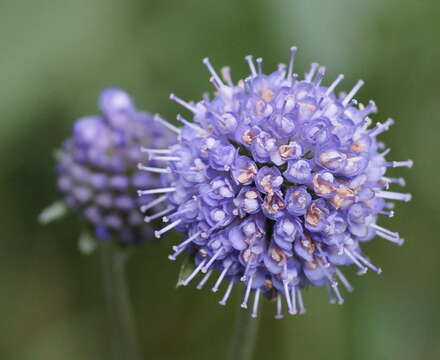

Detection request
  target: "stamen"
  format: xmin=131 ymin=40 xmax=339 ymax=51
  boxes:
xmin=313 ymin=66 xmax=326 ymax=86
xmin=353 ymin=252 xmax=382 ymax=274
xmin=375 ymin=230 xmax=405 ymax=246
xmin=375 ymin=190 xmax=412 ymax=202
xmin=181 ymin=259 xmax=207 ymax=286
xmin=342 ymin=80 xmax=364 ymax=106
xmin=240 ymin=256 xmax=253 ymax=282
xmin=369 ymin=118 xmax=394 ymax=137
xmin=168 ymin=246 xmax=185 ymax=261
xmin=287 ymin=46 xmax=298 ymax=80
xmin=209 ymin=76 xmax=220 ymax=90
xmin=140 ymin=195 xmax=167 ymax=212
xmin=327 ymin=283 xmax=337 ymax=304
xmin=137 ymin=164 xmax=171 ymax=174
xmin=163 ymin=206 xmax=193 ymax=223
xmin=241 ymin=274 xmax=254 ymax=309
xmin=382 ymin=177 xmax=406 ymax=187
xmin=153 ymin=114 xmax=181 ymax=134
xmin=196 ymin=270 xmax=213 ymax=289
xmin=275 ymin=293 xmax=284 ymax=319
xmin=305 ymin=62 xmax=319 ymax=82
xmin=256 ymin=57 xmax=263 ymax=76
xmin=251 ymin=289 xmax=261 ymax=318
xmin=378 ymin=210 xmax=394 ymax=218
xmin=296 ymin=288 xmax=306 ymax=314
xmin=138 ymin=187 xmax=176 ymax=196
xmin=169 ymin=93 xmax=197 ymax=113
xmin=343 ymin=248 xmax=368 ymax=274
xmin=221 ymin=66 xmax=233 ymax=86
xmin=144 ymin=205 xmax=175 ymax=223
xmin=148 ymin=155 xmax=181 ymax=162
xmin=384 ymin=160 xmax=413 ymax=169
xmin=324 ymin=74 xmax=344 ymax=97
xmin=291 ymin=287 xmax=297 ymax=314
xmin=370 ymin=223 xmax=397 ymax=237
xmin=154 ymin=219 xmax=182 ymax=239
xmin=335 ymin=268 xmax=353 ymax=292
xmin=245 ymin=55 xmax=257 ymax=77
xmin=141 ymin=147 xmax=171 ymax=155
xmin=176 ymin=114 xmax=202 ymax=131
xmin=360 ymin=100 xmax=377 ymax=116
xmin=318 ymin=260 xmax=337 ymax=287
xmin=212 ymin=264 xmax=231 ymax=292
xmin=283 ymin=281 xmax=294 ymax=314
xmin=202 ymin=57 xmax=224 ymax=87
xmin=380 ymin=148 xmax=391 ymax=158
xmin=202 ymin=248 xmax=223 ymax=273
xmin=173 ymin=231 xmax=202 ymax=251
xmin=331 ymin=283 xmax=344 ymax=304
xmin=219 ymin=281 xmax=234 ymax=306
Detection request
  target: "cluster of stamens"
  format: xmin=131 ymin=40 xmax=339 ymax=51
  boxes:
xmin=138 ymin=48 xmax=412 ymax=317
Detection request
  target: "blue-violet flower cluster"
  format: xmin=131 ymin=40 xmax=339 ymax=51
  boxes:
xmin=139 ymin=48 xmax=412 ymax=317
xmin=57 ymin=88 xmax=172 ymax=244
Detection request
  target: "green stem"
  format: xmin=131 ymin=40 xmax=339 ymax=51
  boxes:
xmin=229 ymin=308 xmax=259 ymax=360
xmin=99 ymin=241 xmax=142 ymax=360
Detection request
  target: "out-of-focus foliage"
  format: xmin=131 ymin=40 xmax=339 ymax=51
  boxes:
xmin=0 ymin=0 xmax=438 ymax=359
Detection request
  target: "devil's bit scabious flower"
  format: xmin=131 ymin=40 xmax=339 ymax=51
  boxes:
xmin=139 ymin=48 xmax=412 ymax=317
xmin=56 ymin=88 xmax=172 ymax=244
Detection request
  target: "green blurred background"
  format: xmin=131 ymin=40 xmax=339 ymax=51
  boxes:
xmin=1 ymin=0 xmax=439 ymax=359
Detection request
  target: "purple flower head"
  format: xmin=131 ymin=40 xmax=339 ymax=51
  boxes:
xmin=56 ymin=88 xmax=173 ymax=244
xmin=140 ymin=48 xmax=412 ymax=317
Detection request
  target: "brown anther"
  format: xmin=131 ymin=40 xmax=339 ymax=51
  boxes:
xmin=242 ymin=129 xmax=257 ymax=145
xmin=264 ymin=192 xmax=286 ymax=215
xmin=261 ymin=175 xmax=273 ymax=193
xmin=298 ymin=102 xmax=316 ymax=111
xmin=307 ymin=260 xmax=318 ymax=269
xmin=351 ymin=140 xmax=365 ymax=152
xmin=242 ymin=248 xmax=251 ymax=262
xmin=260 ymin=88 xmax=274 ymax=102
xmin=305 ymin=203 xmax=324 ymax=227
xmin=256 ymin=100 xmax=266 ymax=115
xmin=263 ymin=279 xmax=273 ymax=290
xmin=330 ymin=185 xmax=355 ymax=209
xmin=279 ymin=145 xmax=294 ymax=160
xmin=237 ymin=163 xmax=257 ymax=184
xmin=301 ymin=233 xmax=316 ymax=254
xmin=313 ymin=174 xmax=336 ymax=195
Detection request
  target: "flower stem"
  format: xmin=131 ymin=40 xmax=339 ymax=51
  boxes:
xmin=229 ymin=308 xmax=259 ymax=360
xmin=99 ymin=241 xmax=142 ymax=360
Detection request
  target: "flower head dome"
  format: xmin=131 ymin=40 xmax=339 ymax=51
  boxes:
xmin=57 ymin=88 xmax=173 ymax=244
xmin=140 ymin=48 xmax=412 ymax=317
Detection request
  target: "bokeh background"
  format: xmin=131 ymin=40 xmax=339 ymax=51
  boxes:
xmin=1 ymin=0 xmax=439 ymax=359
